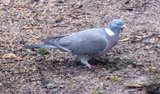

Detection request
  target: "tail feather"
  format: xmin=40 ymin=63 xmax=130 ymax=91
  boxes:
xmin=42 ymin=36 xmax=65 ymax=45
xmin=24 ymin=44 xmax=57 ymax=49
xmin=42 ymin=36 xmax=71 ymax=52
xmin=24 ymin=36 xmax=70 ymax=52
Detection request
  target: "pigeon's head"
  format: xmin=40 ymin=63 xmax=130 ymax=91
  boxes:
xmin=107 ymin=19 xmax=126 ymax=32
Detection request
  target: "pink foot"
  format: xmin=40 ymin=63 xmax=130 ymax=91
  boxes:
xmin=86 ymin=64 xmax=96 ymax=69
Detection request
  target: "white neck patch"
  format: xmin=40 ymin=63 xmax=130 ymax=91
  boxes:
xmin=105 ymin=28 xmax=115 ymax=36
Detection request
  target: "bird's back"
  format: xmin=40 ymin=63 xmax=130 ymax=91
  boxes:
xmin=57 ymin=28 xmax=108 ymax=56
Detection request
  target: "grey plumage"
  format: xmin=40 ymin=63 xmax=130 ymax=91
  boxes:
xmin=25 ymin=19 xmax=126 ymax=69
xmin=24 ymin=44 xmax=57 ymax=49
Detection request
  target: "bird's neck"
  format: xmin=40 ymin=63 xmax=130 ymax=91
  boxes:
xmin=105 ymin=28 xmax=119 ymax=37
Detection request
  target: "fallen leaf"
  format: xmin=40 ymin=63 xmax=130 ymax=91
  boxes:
xmin=126 ymin=83 xmax=143 ymax=88
xmin=148 ymin=66 xmax=160 ymax=73
xmin=2 ymin=53 xmax=17 ymax=59
xmin=119 ymin=37 xmax=130 ymax=42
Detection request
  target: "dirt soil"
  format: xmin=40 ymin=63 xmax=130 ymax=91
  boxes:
xmin=0 ymin=0 xmax=160 ymax=94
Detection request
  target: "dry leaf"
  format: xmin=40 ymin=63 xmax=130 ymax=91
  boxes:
xmin=126 ymin=83 xmax=143 ymax=88
xmin=119 ymin=37 xmax=130 ymax=42
xmin=2 ymin=53 xmax=17 ymax=59
xmin=148 ymin=66 xmax=160 ymax=73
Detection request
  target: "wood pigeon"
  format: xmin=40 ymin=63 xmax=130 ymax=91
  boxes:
xmin=25 ymin=19 xmax=126 ymax=69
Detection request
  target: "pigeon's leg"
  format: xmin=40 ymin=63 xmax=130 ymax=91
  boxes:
xmin=79 ymin=56 xmax=93 ymax=69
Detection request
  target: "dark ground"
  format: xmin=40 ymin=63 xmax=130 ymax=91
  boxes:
xmin=0 ymin=0 xmax=160 ymax=94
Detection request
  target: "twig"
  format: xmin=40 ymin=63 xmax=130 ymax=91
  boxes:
xmin=119 ymin=37 xmax=130 ymax=42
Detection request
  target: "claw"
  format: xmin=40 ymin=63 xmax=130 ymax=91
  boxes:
xmin=86 ymin=64 xmax=95 ymax=69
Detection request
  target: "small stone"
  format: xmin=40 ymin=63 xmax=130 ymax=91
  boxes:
xmin=46 ymin=83 xmax=55 ymax=89
xmin=1 ymin=0 xmax=11 ymax=5
xmin=9 ymin=25 xmax=20 ymax=32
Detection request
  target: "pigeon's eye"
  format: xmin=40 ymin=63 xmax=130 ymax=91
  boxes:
xmin=116 ymin=22 xmax=123 ymax=26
